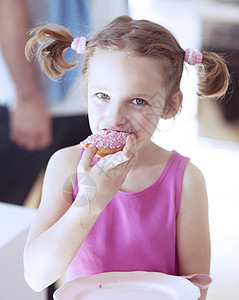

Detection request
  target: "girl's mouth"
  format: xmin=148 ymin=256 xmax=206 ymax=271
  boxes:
xmin=102 ymin=129 xmax=135 ymax=135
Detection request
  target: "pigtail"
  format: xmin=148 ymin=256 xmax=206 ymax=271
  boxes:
xmin=25 ymin=25 xmax=77 ymax=78
xmin=198 ymin=51 xmax=230 ymax=99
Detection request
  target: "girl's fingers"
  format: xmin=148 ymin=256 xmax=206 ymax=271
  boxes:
xmin=122 ymin=133 xmax=137 ymax=159
xmin=78 ymin=133 xmax=137 ymax=174
xmin=123 ymin=135 xmax=138 ymax=171
xmin=102 ymin=133 xmax=137 ymax=169
xmin=78 ymin=144 xmax=98 ymax=172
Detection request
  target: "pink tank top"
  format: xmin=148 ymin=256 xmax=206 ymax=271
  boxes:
xmin=65 ymin=149 xmax=189 ymax=281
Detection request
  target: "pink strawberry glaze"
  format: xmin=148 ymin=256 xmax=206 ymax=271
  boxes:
xmin=80 ymin=130 xmax=131 ymax=149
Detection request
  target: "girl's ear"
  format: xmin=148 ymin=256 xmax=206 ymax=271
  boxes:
xmin=162 ymin=91 xmax=183 ymax=119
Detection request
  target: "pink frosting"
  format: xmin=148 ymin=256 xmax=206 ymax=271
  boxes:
xmin=80 ymin=130 xmax=130 ymax=149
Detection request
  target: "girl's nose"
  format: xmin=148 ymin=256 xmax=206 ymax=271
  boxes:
xmin=106 ymin=102 xmax=128 ymax=129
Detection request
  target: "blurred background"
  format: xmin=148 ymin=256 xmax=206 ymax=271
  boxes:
xmin=0 ymin=0 xmax=239 ymax=299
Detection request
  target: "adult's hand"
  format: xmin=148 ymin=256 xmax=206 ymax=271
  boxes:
xmin=10 ymin=96 xmax=52 ymax=151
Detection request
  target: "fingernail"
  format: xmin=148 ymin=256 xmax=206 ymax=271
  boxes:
xmin=130 ymin=134 xmax=136 ymax=142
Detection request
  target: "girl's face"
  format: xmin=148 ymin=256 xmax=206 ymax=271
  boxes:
xmin=87 ymin=51 xmax=168 ymax=150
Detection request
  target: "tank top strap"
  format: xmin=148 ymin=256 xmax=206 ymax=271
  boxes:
xmin=167 ymin=151 xmax=190 ymax=213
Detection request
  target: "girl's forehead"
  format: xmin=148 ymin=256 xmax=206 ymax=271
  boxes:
xmin=87 ymin=51 xmax=166 ymax=94
xmin=89 ymin=50 xmax=161 ymax=71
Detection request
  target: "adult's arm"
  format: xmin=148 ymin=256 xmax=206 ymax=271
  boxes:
xmin=0 ymin=0 xmax=51 ymax=151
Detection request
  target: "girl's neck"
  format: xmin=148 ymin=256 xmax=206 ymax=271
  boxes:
xmin=135 ymin=140 xmax=166 ymax=168
xmin=120 ymin=141 xmax=172 ymax=193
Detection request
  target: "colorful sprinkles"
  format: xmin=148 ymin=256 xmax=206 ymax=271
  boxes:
xmin=80 ymin=130 xmax=130 ymax=149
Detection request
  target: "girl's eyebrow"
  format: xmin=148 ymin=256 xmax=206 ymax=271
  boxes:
xmin=88 ymin=83 xmax=156 ymax=99
xmin=129 ymin=93 xmax=153 ymax=99
xmin=88 ymin=88 xmax=155 ymax=100
xmin=88 ymin=85 xmax=108 ymax=90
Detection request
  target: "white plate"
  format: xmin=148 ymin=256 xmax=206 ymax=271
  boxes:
xmin=54 ymin=271 xmax=200 ymax=300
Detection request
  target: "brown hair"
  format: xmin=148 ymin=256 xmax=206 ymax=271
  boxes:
xmin=25 ymin=24 xmax=76 ymax=78
xmin=25 ymin=15 xmax=229 ymax=100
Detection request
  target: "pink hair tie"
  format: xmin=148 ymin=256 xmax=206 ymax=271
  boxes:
xmin=184 ymin=48 xmax=202 ymax=66
xmin=71 ymin=37 xmax=87 ymax=54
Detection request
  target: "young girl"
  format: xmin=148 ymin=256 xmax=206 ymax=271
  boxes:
xmin=23 ymin=16 xmax=229 ymax=299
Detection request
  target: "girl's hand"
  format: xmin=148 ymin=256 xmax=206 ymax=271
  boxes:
xmin=75 ymin=134 xmax=138 ymax=211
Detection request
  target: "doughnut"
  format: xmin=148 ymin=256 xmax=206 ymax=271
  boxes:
xmin=80 ymin=130 xmax=131 ymax=158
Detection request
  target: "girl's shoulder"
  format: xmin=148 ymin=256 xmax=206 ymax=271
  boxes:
xmin=182 ymin=161 xmax=206 ymax=191
xmin=180 ymin=160 xmax=208 ymax=215
xmin=43 ymin=144 xmax=82 ymax=195
xmin=48 ymin=144 xmax=81 ymax=172
xmin=39 ymin=144 xmax=82 ymax=210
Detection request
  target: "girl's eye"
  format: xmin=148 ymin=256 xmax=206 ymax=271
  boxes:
xmin=132 ymin=98 xmax=147 ymax=105
xmin=96 ymin=93 xmax=110 ymax=100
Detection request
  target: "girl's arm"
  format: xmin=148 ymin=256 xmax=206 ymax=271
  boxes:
xmin=23 ymin=146 xmax=101 ymax=291
xmin=24 ymin=135 xmax=137 ymax=292
xmin=177 ymin=162 xmax=211 ymax=300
